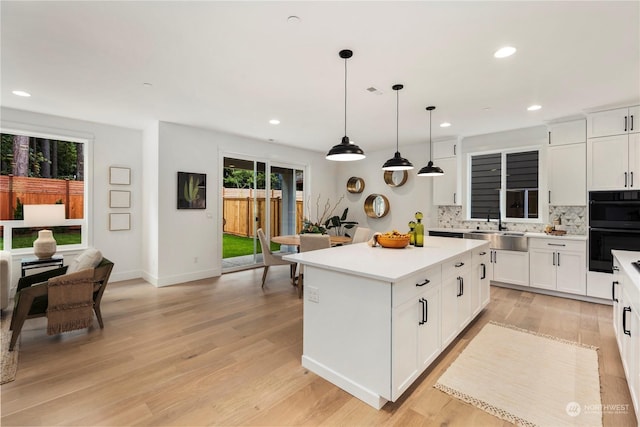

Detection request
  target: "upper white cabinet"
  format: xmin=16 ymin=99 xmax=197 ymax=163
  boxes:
xmin=587 ymin=106 xmax=639 ymax=138
xmin=588 ymin=133 xmax=640 ymax=190
xmin=432 ymin=138 xmax=459 ymax=159
xmin=548 ymin=119 xmax=586 ymax=146
xmin=587 ymin=105 xmax=640 ymax=190
xmin=432 ymin=157 xmax=461 ymax=206
xmin=548 ymin=142 xmax=586 ymax=205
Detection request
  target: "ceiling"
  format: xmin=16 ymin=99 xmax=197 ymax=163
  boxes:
xmin=2 ymin=1 xmax=639 ymax=155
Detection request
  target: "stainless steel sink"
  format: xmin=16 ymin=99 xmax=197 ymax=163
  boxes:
xmin=463 ymin=230 xmax=528 ymax=251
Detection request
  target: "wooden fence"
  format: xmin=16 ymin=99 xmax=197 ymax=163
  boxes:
xmin=0 ymin=175 xmax=84 ymax=220
xmin=223 ymin=197 xmax=304 ymax=237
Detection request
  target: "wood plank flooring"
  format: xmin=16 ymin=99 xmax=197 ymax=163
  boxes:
xmin=1 ymin=266 xmax=637 ymax=426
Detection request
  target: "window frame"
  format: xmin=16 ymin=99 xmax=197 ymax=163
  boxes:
xmin=0 ymin=125 xmax=92 ymax=254
xmin=466 ymin=146 xmax=543 ymax=224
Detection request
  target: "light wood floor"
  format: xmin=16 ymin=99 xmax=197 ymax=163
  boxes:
xmin=1 ymin=267 xmax=637 ymax=426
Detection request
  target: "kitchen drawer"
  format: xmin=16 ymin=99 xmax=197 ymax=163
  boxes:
xmin=529 ymin=238 xmax=585 ymax=252
xmin=392 ymin=265 xmax=441 ymax=307
xmin=472 ymin=244 xmax=490 ymax=266
xmin=442 ymin=253 xmax=472 ymax=279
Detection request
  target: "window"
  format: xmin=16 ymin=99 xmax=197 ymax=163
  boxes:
xmin=0 ymin=131 xmax=88 ymax=251
xmin=469 ymin=149 xmax=539 ymax=221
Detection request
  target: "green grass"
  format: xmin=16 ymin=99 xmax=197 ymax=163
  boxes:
xmin=1 ymin=230 xmax=82 ymax=250
xmin=223 ymin=233 xmax=279 ymax=259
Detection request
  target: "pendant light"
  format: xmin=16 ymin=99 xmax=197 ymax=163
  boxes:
xmin=326 ymin=49 xmax=365 ymax=161
xmin=417 ymin=106 xmax=444 ymax=176
xmin=382 ymin=84 xmax=413 ymax=171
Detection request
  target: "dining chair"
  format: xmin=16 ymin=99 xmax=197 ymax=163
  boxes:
xmin=257 ymin=228 xmax=297 ymax=288
xmin=351 ymin=227 xmax=372 ymax=244
xmin=297 ymin=234 xmax=332 ymax=298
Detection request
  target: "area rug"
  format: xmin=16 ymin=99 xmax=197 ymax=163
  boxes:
xmin=434 ymin=322 xmax=602 ymax=427
xmin=1 ymin=313 xmax=19 ymax=384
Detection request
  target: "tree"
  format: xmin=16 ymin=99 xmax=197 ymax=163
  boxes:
xmin=12 ymin=135 xmax=29 ymax=176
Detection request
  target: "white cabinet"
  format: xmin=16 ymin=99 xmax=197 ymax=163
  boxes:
xmin=489 ymin=249 xmax=529 ymax=287
xmin=588 ymin=105 xmax=640 ymax=190
xmin=432 ymin=138 xmax=459 ymax=159
xmin=548 ymin=119 xmax=586 ymax=146
xmin=471 ymin=246 xmax=490 ymax=316
xmin=441 ymin=252 xmax=472 ymax=347
xmin=587 ymin=106 xmax=640 ymax=138
xmin=432 ymin=157 xmax=460 ymax=205
xmin=548 ymin=143 xmax=586 ymax=205
xmin=391 ymin=266 xmax=441 ymax=401
xmin=587 ymin=133 xmax=640 ymax=190
xmin=612 ymin=252 xmax=640 ymax=419
xmin=529 ymin=238 xmax=586 ymax=295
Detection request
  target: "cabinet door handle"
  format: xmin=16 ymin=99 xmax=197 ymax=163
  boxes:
xmin=547 ymin=243 xmax=566 ymax=247
xmin=624 ymin=115 xmax=628 ymax=132
xmin=553 ymin=252 xmax=556 ymax=266
xmin=416 ymin=279 xmax=430 ymax=287
xmin=455 ymin=262 xmax=465 ymax=268
xmin=419 ymin=299 xmax=426 ymax=325
xmin=456 ymin=277 xmax=463 ymax=297
xmin=557 ymin=252 xmax=560 ymax=266
xmin=549 ymin=190 xmax=551 ymax=204
xmin=461 ymin=277 xmax=464 ymax=296
xmin=481 ymin=263 xmax=486 ymax=279
xmin=613 ymin=265 xmax=620 ymax=271
xmin=623 ymin=307 xmax=631 ymax=336
xmin=494 ymin=251 xmax=497 ymax=263
xmin=453 ymin=193 xmax=457 ymax=204
xmin=631 ymin=171 xmax=634 ymax=188
xmin=548 ymin=131 xmax=551 ymax=145
xmin=631 ymin=115 xmax=634 ymax=131
xmin=612 ymin=281 xmax=619 ymax=303
xmin=625 ymin=172 xmax=628 ymax=187
xmin=454 ymin=144 xmax=457 ymax=155
xmin=423 ymin=298 xmax=428 ymax=325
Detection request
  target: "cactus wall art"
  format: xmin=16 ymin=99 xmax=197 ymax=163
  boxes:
xmin=177 ymin=171 xmax=206 ymax=209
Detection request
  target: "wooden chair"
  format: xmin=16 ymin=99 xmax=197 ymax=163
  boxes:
xmin=257 ymin=228 xmax=296 ymax=288
xmin=351 ymin=227 xmax=372 ymax=244
xmin=9 ymin=257 xmax=114 ymax=351
xmin=297 ymin=234 xmax=331 ymax=298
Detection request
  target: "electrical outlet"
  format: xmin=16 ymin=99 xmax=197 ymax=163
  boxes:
xmin=307 ymin=286 xmax=319 ymax=303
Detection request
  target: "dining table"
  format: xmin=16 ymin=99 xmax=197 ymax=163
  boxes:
xmin=271 ymin=234 xmax=352 ymax=247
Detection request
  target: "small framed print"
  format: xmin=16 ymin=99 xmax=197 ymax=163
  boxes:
xmin=109 ymin=190 xmax=131 ymax=208
xmin=109 ymin=167 xmax=131 ymax=185
xmin=109 ymin=213 xmax=130 ymax=231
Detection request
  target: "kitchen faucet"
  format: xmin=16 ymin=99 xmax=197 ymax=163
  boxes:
xmin=487 ymin=211 xmax=507 ymax=231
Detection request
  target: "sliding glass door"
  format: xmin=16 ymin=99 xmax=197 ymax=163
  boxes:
xmin=222 ymin=156 xmax=304 ymax=272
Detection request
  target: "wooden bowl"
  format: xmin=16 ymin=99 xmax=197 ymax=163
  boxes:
xmin=376 ymin=234 xmax=410 ymax=249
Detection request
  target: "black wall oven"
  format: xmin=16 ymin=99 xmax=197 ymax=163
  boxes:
xmin=589 ymin=190 xmax=640 ymax=273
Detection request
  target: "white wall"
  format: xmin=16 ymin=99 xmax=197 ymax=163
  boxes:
xmin=335 ymin=143 xmax=436 ymax=234
xmin=148 ymin=121 xmax=337 ymax=286
xmin=1 ymin=107 xmax=144 ymax=283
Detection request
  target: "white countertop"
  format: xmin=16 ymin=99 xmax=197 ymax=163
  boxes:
xmin=613 ymin=250 xmax=640 ymax=290
xmin=283 ymin=236 xmax=488 ymax=283
xmin=427 ymin=227 xmax=588 ymax=241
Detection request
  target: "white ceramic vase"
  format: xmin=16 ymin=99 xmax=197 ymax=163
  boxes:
xmin=34 ymin=229 xmax=57 ymax=259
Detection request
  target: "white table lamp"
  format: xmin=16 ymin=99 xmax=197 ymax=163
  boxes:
xmin=23 ymin=204 xmax=66 ymax=259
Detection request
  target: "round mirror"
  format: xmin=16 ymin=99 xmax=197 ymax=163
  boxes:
xmin=347 ymin=177 xmax=365 ymax=193
xmin=384 ymin=170 xmax=408 ymax=187
xmin=364 ymin=194 xmax=390 ymax=218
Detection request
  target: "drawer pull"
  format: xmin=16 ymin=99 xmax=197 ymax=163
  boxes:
xmin=479 ymin=251 xmax=487 ymax=256
xmin=547 ymin=243 xmax=566 ymax=247
xmin=416 ymin=279 xmax=430 ymax=287
xmin=455 ymin=262 xmax=465 ymax=268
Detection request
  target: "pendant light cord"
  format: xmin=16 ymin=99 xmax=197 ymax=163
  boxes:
xmin=344 ymin=57 xmax=347 ymax=137
xmin=429 ymin=109 xmax=432 ymax=161
xmin=396 ymin=89 xmax=399 ymax=152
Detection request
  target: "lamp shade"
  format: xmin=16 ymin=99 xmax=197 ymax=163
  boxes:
xmin=382 ymin=152 xmax=414 ymax=171
xmin=23 ymin=204 xmax=66 ymax=226
xmin=326 ymin=136 xmax=366 ymax=161
xmin=417 ymin=161 xmax=444 ymax=176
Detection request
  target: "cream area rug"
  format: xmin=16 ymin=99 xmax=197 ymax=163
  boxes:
xmin=434 ymin=322 xmax=602 ymax=427
xmin=1 ymin=312 xmax=19 ymax=384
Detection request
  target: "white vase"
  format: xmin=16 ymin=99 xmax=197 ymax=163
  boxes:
xmin=34 ymin=229 xmax=57 ymax=259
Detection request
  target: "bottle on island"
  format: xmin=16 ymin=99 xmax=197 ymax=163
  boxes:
xmin=408 ymin=221 xmax=416 ymax=246
xmin=414 ymin=212 xmax=424 ymax=247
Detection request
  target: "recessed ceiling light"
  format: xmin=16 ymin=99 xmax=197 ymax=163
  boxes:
xmin=269 ymin=119 xmax=280 ymax=125
xmin=12 ymin=90 xmax=31 ymax=97
xmin=287 ymin=15 xmax=300 ymax=24
xmin=527 ymin=104 xmax=542 ymax=111
xmin=483 ymin=107 xmax=491 ymax=111
xmin=143 ymin=82 xmax=153 ymax=87
xmin=494 ymin=46 xmax=516 ymax=58
xmin=440 ymin=122 xmax=451 ymax=128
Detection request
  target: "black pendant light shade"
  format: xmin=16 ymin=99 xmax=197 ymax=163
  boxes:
xmin=382 ymin=84 xmax=413 ymax=171
xmin=326 ymin=49 xmax=365 ymax=161
xmin=418 ymin=106 xmax=444 ymax=176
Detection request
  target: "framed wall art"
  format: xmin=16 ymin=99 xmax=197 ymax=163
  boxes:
xmin=109 ymin=190 xmax=131 ymax=208
xmin=109 ymin=213 xmax=130 ymax=231
xmin=177 ymin=171 xmax=206 ymax=209
xmin=109 ymin=167 xmax=131 ymax=185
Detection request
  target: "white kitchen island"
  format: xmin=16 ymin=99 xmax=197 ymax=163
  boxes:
xmin=284 ymin=236 xmax=490 ymax=409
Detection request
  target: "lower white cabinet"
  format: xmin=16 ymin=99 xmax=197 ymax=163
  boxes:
xmin=489 ymin=249 xmax=529 ymax=286
xmin=471 ymin=246 xmax=490 ymax=316
xmin=612 ymin=251 xmax=640 ymax=420
xmin=529 ymin=238 xmax=586 ymax=295
xmin=441 ymin=253 xmax=472 ymax=347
